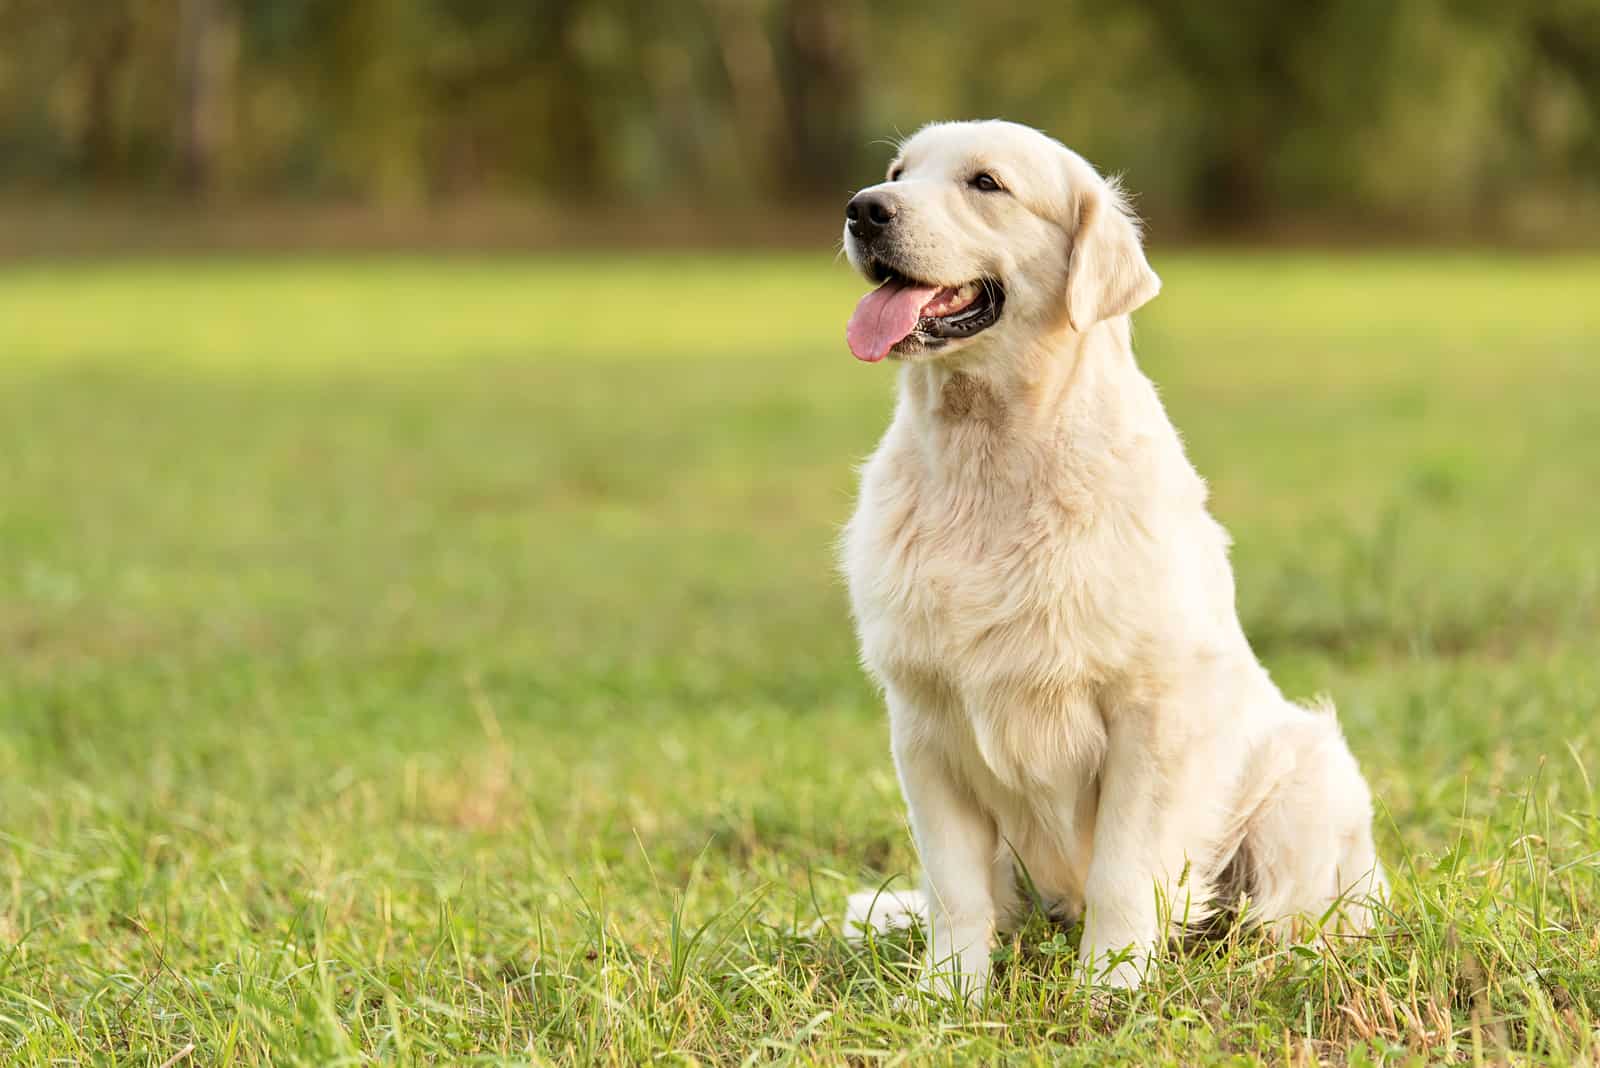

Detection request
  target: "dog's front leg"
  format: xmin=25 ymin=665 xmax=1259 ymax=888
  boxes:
xmin=1079 ymin=711 xmax=1218 ymax=989
xmin=889 ymin=698 xmax=997 ymax=1002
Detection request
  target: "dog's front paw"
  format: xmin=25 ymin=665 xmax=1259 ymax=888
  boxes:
xmin=897 ymin=952 xmax=988 ymax=1012
xmin=1078 ymin=942 xmax=1150 ymax=991
xmin=917 ymin=969 xmax=977 ymax=1005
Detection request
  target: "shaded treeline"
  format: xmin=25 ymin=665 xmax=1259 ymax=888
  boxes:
xmin=2 ymin=0 xmax=1598 ymax=236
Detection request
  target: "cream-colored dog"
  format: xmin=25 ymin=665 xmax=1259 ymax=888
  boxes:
xmin=839 ymin=120 xmax=1385 ymax=996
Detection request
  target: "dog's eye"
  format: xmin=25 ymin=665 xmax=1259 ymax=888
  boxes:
xmin=889 ymin=166 xmax=904 ymax=182
xmin=970 ymin=172 xmax=1003 ymax=193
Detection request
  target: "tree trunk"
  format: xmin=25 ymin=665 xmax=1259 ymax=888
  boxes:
xmin=82 ymin=14 xmax=132 ymax=184
xmin=775 ymin=0 xmax=863 ymax=199
xmin=707 ymin=0 xmax=786 ymax=192
xmin=176 ymin=0 xmax=237 ymax=197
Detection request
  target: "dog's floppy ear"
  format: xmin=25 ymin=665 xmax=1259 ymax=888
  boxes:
xmin=1065 ymin=176 xmax=1161 ymax=331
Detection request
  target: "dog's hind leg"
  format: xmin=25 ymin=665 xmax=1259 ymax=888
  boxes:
xmin=1233 ymin=702 xmax=1386 ymax=936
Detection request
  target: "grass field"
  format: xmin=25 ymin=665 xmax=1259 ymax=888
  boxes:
xmin=2 ymin=251 xmax=1599 ymax=1065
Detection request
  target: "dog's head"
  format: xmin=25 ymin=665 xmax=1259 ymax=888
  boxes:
xmin=843 ymin=120 xmax=1160 ymax=364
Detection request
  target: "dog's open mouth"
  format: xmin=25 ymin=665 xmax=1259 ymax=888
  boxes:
xmin=846 ymin=264 xmax=1005 ymax=363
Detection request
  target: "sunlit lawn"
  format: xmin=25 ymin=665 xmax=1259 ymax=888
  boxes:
xmin=2 ymin=251 xmax=1599 ymax=1064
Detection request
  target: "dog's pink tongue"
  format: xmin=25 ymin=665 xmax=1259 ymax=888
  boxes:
xmin=846 ymin=279 xmax=938 ymax=362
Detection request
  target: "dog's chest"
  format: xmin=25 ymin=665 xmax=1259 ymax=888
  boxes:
xmin=846 ymin=453 xmax=1120 ymax=801
xmin=844 ymin=434 xmax=1140 ymax=724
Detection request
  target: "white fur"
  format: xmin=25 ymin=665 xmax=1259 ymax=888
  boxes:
xmin=839 ymin=121 xmax=1385 ymax=997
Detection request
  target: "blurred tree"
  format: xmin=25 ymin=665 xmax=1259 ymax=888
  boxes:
xmin=83 ymin=4 xmax=135 ymax=184
xmin=1133 ymin=0 xmax=1324 ymax=226
xmin=774 ymin=0 xmax=863 ymax=198
xmin=177 ymin=0 xmax=237 ymax=194
xmin=707 ymin=0 xmax=785 ymax=191
xmin=0 ymin=0 xmax=1594 ymax=237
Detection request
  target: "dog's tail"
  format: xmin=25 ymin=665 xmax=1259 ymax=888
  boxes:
xmin=843 ymin=886 xmax=927 ymax=940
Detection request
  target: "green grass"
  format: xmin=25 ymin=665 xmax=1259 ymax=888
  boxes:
xmin=1 ymin=250 xmax=1598 ymax=1065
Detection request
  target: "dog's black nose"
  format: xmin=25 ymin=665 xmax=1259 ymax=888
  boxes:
xmin=846 ymin=192 xmax=897 ymax=240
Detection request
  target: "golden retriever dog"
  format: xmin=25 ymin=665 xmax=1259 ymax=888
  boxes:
xmin=838 ymin=120 xmax=1386 ymax=997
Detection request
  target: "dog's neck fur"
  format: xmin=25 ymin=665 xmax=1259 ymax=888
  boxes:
xmin=893 ymin=317 xmax=1149 ymax=487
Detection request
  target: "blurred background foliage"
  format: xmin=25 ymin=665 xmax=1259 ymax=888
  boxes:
xmin=1 ymin=0 xmax=1598 ymax=240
